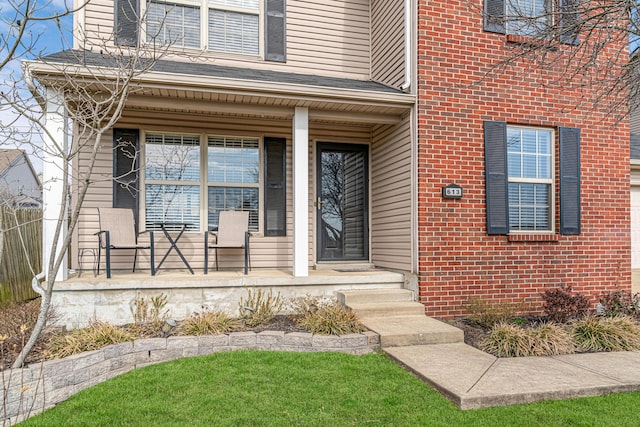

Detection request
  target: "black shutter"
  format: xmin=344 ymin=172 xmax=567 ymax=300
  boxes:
xmin=113 ymin=129 xmax=140 ymax=229
xmin=560 ymin=127 xmax=580 ymax=234
xmin=115 ymin=0 xmax=139 ymax=47
xmin=484 ymin=0 xmax=506 ymax=34
xmin=265 ymin=0 xmax=286 ymax=62
xmin=559 ymin=0 xmax=580 ymax=45
xmin=484 ymin=121 xmax=509 ymax=234
xmin=264 ymin=137 xmax=286 ymax=236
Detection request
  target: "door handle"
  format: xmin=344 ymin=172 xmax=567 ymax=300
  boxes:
xmin=316 ymin=197 xmax=322 ymax=211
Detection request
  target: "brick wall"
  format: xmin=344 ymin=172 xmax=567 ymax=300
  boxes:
xmin=416 ymin=1 xmax=630 ymax=317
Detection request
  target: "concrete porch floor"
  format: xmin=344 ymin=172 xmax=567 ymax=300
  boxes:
xmin=52 ymin=268 xmax=407 ymax=330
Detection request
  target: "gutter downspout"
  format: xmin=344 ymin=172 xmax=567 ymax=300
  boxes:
xmin=400 ymin=0 xmax=412 ymax=92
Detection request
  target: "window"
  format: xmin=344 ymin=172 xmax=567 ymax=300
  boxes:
xmin=484 ymin=0 xmax=579 ymax=44
xmin=207 ymin=136 xmax=260 ymax=231
xmin=484 ymin=121 xmax=580 ymax=235
xmin=144 ymin=134 xmax=201 ymax=230
xmin=507 ymin=127 xmax=553 ymax=231
xmin=145 ymin=0 xmax=258 ymax=55
xmin=505 ymin=0 xmax=548 ymax=37
xmin=142 ymin=133 xmax=281 ymax=234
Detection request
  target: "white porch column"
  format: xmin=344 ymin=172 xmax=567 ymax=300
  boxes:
xmin=292 ymin=107 xmax=309 ymax=277
xmin=42 ymin=88 xmax=68 ymax=282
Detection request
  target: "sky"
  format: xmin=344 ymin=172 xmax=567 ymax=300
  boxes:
xmin=0 ymin=0 xmax=74 ymax=172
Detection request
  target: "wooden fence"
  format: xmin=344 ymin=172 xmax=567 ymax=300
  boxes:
xmin=0 ymin=207 xmax=42 ymax=303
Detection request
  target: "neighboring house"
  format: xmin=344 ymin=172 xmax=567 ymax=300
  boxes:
xmin=0 ymin=149 xmax=42 ymax=209
xmin=24 ymin=0 xmax=629 ymax=325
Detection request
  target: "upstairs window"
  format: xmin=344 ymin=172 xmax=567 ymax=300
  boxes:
xmin=484 ymin=0 xmax=579 ymax=44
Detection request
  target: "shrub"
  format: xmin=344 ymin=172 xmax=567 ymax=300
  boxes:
xmin=295 ymin=301 xmax=363 ymax=335
xmin=465 ymin=297 xmax=529 ymax=328
xmin=177 ymin=309 xmax=240 ymax=336
xmin=572 ymin=315 xmax=640 ymax=352
xmin=542 ymin=285 xmax=590 ymax=323
xmin=238 ymin=288 xmax=284 ymax=327
xmin=481 ymin=322 xmax=532 ymax=357
xmin=599 ymin=290 xmax=640 ymax=317
xmin=49 ymin=321 xmax=135 ymax=358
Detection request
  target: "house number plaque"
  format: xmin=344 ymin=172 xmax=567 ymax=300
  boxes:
xmin=442 ymin=184 xmax=463 ymax=199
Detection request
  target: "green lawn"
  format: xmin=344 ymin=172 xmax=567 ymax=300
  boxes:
xmin=20 ymin=350 xmax=640 ymax=426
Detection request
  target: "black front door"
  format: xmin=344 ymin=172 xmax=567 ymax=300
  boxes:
xmin=317 ymin=143 xmax=369 ymax=261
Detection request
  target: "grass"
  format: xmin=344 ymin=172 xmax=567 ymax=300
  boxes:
xmin=19 ymin=350 xmax=640 ymax=427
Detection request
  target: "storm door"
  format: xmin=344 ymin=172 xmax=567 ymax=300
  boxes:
xmin=316 ymin=143 xmax=369 ymax=261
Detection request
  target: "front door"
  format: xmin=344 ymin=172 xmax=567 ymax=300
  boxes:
xmin=317 ymin=143 xmax=369 ymax=262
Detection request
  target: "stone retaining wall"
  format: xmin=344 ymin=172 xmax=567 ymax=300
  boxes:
xmin=2 ymin=331 xmax=380 ymax=425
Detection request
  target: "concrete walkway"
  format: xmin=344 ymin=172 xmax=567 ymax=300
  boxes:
xmin=339 ymin=289 xmax=640 ymax=409
xmin=385 ymin=342 xmax=640 ymax=409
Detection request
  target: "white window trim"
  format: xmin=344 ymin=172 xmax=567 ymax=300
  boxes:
xmin=140 ymin=130 xmax=265 ymax=234
xmin=141 ymin=0 xmax=263 ymax=58
xmin=506 ymin=125 xmax=555 ymax=234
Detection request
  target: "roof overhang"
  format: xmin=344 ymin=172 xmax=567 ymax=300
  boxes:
xmin=24 ymin=50 xmax=415 ymax=126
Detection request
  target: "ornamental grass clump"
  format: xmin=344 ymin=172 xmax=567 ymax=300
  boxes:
xmin=528 ymin=322 xmax=575 ymax=356
xmin=481 ymin=322 xmax=532 ymax=357
xmin=295 ymin=301 xmax=363 ymax=335
xmin=238 ymin=287 xmax=284 ymax=327
xmin=49 ymin=321 xmax=135 ymax=358
xmin=571 ymin=315 xmax=640 ymax=352
xmin=177 ymin=309 xmax=240 ymax=335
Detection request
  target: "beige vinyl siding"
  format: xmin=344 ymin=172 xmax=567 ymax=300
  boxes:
xmin=83 ymin=0 xmax=371 ymax=80
xmin=370 ymin=0 xmax=405 ymax=88
xmin=632 ymin=107 xmax=640 ymax=136
xmin=74 ymin=108 xmax=377 ymax=272
xmin=370 ymin=114 xmax=412 ymax=271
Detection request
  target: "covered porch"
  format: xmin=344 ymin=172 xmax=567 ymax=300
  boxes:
xmin=52 ymin=268 xmax=407 ymax=329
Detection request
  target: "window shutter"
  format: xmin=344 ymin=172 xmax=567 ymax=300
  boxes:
xmin=484 ymin=121 xmax=509 ymax=234
xmin=484 ymin=0 xmax=505 ymax=34
xmin=265 ymin=0 xmax=286 ymax=62
xmin=264 ymin=137 xmax=286 ymax=236
xmin=113 ymin=129 xmax=139 ymax=230
xmin=560 ymin=127 xmax=580 ymax=234
xmin=115 ymin=0 xmax=139 ymax=47
xmin=559 ymin=0 xmax=580 ymax=45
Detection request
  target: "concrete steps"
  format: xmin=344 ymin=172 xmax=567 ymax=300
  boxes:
xmin=337 ymin=289 xmax=464 ymax=348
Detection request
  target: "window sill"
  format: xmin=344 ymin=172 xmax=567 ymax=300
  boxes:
xmin=505 ymin=34 xmax=557 ymax=50
xmin=507 ymin=233 xmax=560 ymax=242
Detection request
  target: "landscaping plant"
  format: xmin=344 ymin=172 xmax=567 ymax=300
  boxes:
xmin=542 ymin=285 xmax=590 ymax=323
xmin=238 ymin=287 xmax=284 ymax=327
xmin=598 ymin=290 xmax=640 ymax=318
xmin=482 ymin=322 xmax=575 ymax=357
xmin=571 ymin=315 xmax=640 ymax=352
xmin=130 ymin=293 xmax=170 ymax=336
xmin=295 ymin=300 xmax=363 ymax=335
xmin=48 ymin=321 xmax=135 ymax=359
xmin=465 ymin=297 xmax=529 ymax=328
xmin=177 ymin=308 xmax=240 ymax=336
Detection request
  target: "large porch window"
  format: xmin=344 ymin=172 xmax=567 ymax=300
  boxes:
xmin=143 ymin=132 xmax=264 ymax=233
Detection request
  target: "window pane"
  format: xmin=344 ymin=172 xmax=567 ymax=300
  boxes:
xmin=209 ymin=0 xmax=259 ymax=9
xmin=207 ymin=136 xmax=259 ymax=184
xmin=508 ymin=183 xmax=551 ymax=231
xmin=207 ymin=187 xmax=259 ymax=231
xmin=145 ymin=134 xmax=200 ymax=181
xmin=507 ymin=128 xmax=552 ymax=179
xmin=147 ymin=1 xmax=201 ymax=48
xmin=209 ymin=9 xmax=259 ymax=55
xmin=145 ymin=184 xmax=200 ymax=229
xmin=506 ymin=0 xmax=548 ymax=36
